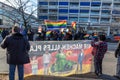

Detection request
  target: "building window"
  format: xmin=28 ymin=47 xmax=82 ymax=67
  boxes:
xmin=91 ymin=2 xmax=101 ymax=6
xmin=90 ymin=18 xmax=99 ymax=23
xmin=69 ymin=9 xmax=78 ymax=13
xmin=70 ymin=2 xmax=79 ymax=6
xmin=59 ymin=2 xmax=68 ymax=5
xmin=49 ymin=9 xmax=58 ymax=13
xmin=80 ymin=2 xmax=90 ymax=6
xmin=39 ymin=2 xmax=48 ymax=5
xmin=39 ymin=9 xmax=48 ymax=13
xmin=59 ymin=16 xmax=68 ymax=20
xmin=102 ymin=10 xmax=110 ymax=15
xmin=69 ymin=17 xmax=78 ymax=22
xmin=59 ymin=9 xmax=68 ymax=13
xmin=79 ymin=17 xmax=88 ymax=22
xmin=91 ymin=10 xmax=99 ymax=15
xmin=39 ymin=16 xmax=48 ymax=19
xmin=80 ymin=10 xmax=89 ymax=13
xmin=49 ymin=16 xmax=57 ymax=20
xmin=49 ymin=2 xmax=58 ymax=5
xmin=101 ymin=18 xmax=110 ymax=23
xmin=0 ymin=19 xmax=3 ymax=25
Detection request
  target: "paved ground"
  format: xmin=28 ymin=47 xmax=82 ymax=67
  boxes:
xmin=0 ymin=42 xmax=119 ymax=80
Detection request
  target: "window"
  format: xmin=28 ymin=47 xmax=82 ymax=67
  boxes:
xmin=49 ymin=9 xmax=57 ymax=13
xmin=49 ymin=16 xmax=57 ymax=20
xmin=59 ymin=2 xmax=68 ymax=5
xmin=39 ymin=2 xmax=48 ymax=5
xmin=0 ymin=19 xmax=3 ymax=25
xmin=69 ymin=9 xmax=78 ymax=13
xmin=70 ymin=2 xmax=79 ymax=6
xmin=102 ymin=10 xmax=110 ymax=15
xmin=80 ymin=10 xmax=89 ymax=13
xmin=90 ymin=18 xmax=99 ymax=23
xmin=69 ymin=17 xmax=78 ymax=22
xmin=39 ymin=9 xmax=48 ymax=13
xmin=80 ymin=2 xmax=90 ymax=6
xmin=101 ymin=18 xmax=110 ymax=23
xmin=59 ymin=16 xmax=68 ymax=20
xmin=79 ymin=17 xmax=88 ymax=22
xmin=59 ymin=9 xmax=68 ymax=13
xmin=49 ymin=2 xmax=58 ymax=5
xmin=91 ymin=10 xmax=99 ymax=15
xmin=39 ymin=16 xmax=48 ymax=19
xmin=91 ymin=2 xmax=101 ymax=6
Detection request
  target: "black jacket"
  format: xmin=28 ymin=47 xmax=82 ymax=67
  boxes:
xmin=1 ymin=32 xmax=30 ymax=64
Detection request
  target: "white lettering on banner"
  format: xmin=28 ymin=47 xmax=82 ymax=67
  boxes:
xmin=43 ymin=44 xmax=61 ymax=51
xmin=84 ymin=44 xmax=91 ymax=49
xmin=30 ymin=45 xmax=42 ymax=52
xmin=29 ymin=42 xmax=91 ymax=52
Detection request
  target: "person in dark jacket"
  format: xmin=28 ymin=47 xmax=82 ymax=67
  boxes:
xmin=0 ymin=26 xmax=30 ymax=80
xmin=91 ymin=35 xmax=107 ymax=76
xmin=114 ymin=41 xmax=120 ymax=79
xmin=1 ymin=28 xmax=9 ymax=39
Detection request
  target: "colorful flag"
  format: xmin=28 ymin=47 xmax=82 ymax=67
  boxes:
xmin=44 ymin=20 xmax=67 ymax=30
xmin=71 ymin=22 xmax=76 ymax=30
xmin=46 ymin=30 xmax=51 ymax=37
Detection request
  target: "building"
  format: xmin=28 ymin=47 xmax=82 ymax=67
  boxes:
xmin=38 ymin=0 xmax=120 ymax=36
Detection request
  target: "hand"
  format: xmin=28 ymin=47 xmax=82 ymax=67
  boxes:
xmin=115 ymin=54 xmax=118 ymax=58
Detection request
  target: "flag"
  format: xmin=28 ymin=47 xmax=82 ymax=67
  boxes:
xmin=46 ymin=30 xmax=51 ymax=37
xmin=71 ymin=22 xmax=76 ymax=30
xmin=44 ymin=20 xmax=67 ymax=30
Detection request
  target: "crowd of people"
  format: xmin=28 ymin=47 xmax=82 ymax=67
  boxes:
xmin=0 ymin=27 xmax=105 ymax=42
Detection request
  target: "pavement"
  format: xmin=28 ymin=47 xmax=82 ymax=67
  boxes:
xmin=0 ymin=42 xmax=119 ymax=80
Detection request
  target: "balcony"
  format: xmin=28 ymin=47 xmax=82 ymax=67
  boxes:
xmin=49 ymin=6 xmax=58 ymax=9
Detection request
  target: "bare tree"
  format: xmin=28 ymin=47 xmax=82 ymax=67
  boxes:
xmin=2 ymin=0 xmax=37 ymax=29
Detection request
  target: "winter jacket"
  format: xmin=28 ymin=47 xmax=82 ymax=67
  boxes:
xmin=1 ymin=32 xmax=30 ymax=64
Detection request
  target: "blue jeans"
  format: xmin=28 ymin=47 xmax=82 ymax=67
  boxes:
xmin=43 ymin=63 xmax=49 ymax=75
xmin=116 ymin=56 xmax=120 ymax=77
xmin=9 ymin=64 xmax=24 ymax=80
xmin=94 ymin=57 xmax=103 ymax=74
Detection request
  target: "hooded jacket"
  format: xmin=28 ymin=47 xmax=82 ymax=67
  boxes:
xmin=1 ymin=32 xmax=30 ymax=64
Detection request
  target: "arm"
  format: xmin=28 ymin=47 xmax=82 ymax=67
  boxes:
xmin=115 ymin=42 xmax=120 ymax=58
xmin=0 ymin=37 xmax=8 ymax=49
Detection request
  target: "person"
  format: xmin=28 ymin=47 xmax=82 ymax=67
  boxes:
xmin=43 ymin=48 xmax=51 ymax=75
xmin=27 ymin=29 xmax=34 ymax=41
xmin=55 ymin=49 xmax=66 ymax=72
xmin=0 ymin=26 xmax=30 ymax=80
xmin=91 ymin=34 xmax=107 ymax=76
xmin=30 ymin=56 xmax=38 ymax=75
xmin=1 ymin=28 xmax=9 ymax=39
xmin=78 ymin=49 xmax=84 ymax=72
xmin=91 ymin=37 xmax=98 ymax=56
xmin=114 ymin=41 xmax=120 ymax=79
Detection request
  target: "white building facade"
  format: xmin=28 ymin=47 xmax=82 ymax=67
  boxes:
xmin=37 ymin=0 xmax=120 ymax=35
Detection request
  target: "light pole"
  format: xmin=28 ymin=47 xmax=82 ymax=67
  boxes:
xmin=85 ymin=20 xmax=90 ymax=31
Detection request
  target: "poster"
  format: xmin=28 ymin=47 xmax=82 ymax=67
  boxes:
xmin=24 ymin=40 xmax=93 ymax=77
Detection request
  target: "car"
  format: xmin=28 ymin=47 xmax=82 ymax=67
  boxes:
xmin=113 ymin=34 xmax=120 ymax=41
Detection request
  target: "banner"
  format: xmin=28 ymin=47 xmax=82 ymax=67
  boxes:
xmin=24 ymin=40 xmax=93 ymax=77
xmin=44 ymin=20 xmax=67 ymax=30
